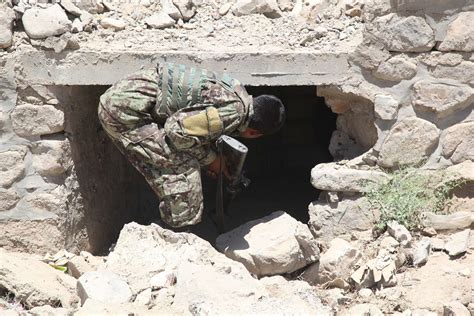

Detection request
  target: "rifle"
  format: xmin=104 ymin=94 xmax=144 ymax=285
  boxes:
xmin=215 ymin=135 xmax=250 ymax=233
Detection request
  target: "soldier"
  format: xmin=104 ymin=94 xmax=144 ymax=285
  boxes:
xmin=98 ymin=63 xmax=286 ymax=228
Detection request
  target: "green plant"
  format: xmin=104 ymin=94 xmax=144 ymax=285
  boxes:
xmin=362 ymin=167 xmax=465 ymax=231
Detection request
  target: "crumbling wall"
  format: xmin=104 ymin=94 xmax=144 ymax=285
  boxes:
xmin=311 ymin=0 xmax=474 ymax=244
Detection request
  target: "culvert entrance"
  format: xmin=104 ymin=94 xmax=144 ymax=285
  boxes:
xmin=58 ymin=85 xmax=336 ymax=252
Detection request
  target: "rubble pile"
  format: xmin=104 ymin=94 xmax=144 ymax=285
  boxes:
xmin=1 ymin=213 xmax=473 ymax=314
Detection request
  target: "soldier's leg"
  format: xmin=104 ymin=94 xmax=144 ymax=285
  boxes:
xmin=98 ymin=108 xmax=203 ymax=227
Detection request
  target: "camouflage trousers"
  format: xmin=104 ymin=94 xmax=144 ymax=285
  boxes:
xmin=97 ymin=72 xmax=203 ymax=228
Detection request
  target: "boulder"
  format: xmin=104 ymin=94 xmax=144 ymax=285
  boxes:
xmin=373 ymin=56 xmax=417 ymax=82
xmin=0 ymin=148 xmax=26 ymax=188
xmin=0 ymin=5 xmax=15 ymax=49
xmin=0 ymin=188 xmax=20 ymax=211
xmin=22 ymin=4 xmax=71 ymax=39
xmin=145 ymin=12 xmax=176 ymax=29
xmin=216 ymin=211 xmax=319 ymax=276
xmin=441 ymin=122 xmax=474 ymax=164
xmin=77 ymin=271 xmax=133 ymax=305
xmin=302 ymin=238 xmax=361 ymax=285
xmin=373 ymin=14 xmax=435 ymax=52
xmin=378 ymin=117 xmax=439 ymax=168
xmin=161 ymin=0 xmax=182 ymax=20
xmin=11 ymin=104 xmax=64 ymax=137
xmin=311 ymin=163 xmax=390 ymax=193
xmin=444 ymin=229 xmax=470 ymax=257
xmin=438 ymin=12 xmax=474 ymax=52
xmin=374 ymin=94 xmax=399 ymax=120
xmin=59 ymin=0 xmax=83 ymax=16
xmin=233 ymin=0 xmax=282 ymax=18
xmin=430 ymin=61 xmax=474 ymax=84
xmin=412 ymin=80 xmax=473 ymax=118
xmin=308 ymin=196 xmax=376 ymax=243
xmin=0 ymin=249 xmax=79 ymax=308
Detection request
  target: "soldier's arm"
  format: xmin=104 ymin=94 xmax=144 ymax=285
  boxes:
xmin=163 ymin=101 xmax=244 ymax=166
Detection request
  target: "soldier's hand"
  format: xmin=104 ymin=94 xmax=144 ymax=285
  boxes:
xmin=206 ymin=156 xmax=229 ymax=179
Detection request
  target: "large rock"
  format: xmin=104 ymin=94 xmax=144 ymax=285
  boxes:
xmin=216 ymin=211 xmax=319 ymax=276
xmin=421 ymin=211 xmax=474 ymax=232
xmin=444 ymin=229 xmax=470 ymax=257
xmin=0 ymin=148 xmax=26 ymax=188
xmin=373 ymin=56 xmax=417 ymax=81
xmin=161 ymin=0 xmax=182 ymax=20
xmin=441 ymin=122 xmax=474 ymax=164
xmin=438 ymin=12 xmax=474 ymax=52
xmin=378 ymin=117 xmax=439 ymax=168
xmin=77 ymin=271 xmax=133 ymax=305
xmin=22 ymin=4 xmax=71 ymax=39
xmin=430 ymin=61 xmax=474 ymax=84
xmin=104 ymin=222 xmax=329 ymax=314
xmin=308 ymin=196 xmax=376 ymax=244
xmin=374 ymin=94 xmax=399 ymax=120
xmin=292 ymin=0 xmax=328 ymax=21
xmin=99 ymin=18 xmax=127 ymax=31
xmin=0 ymin=5 xmax=15 ymax=49
xmin=233 ymin=0 xmax=282 ymax=18
xmin=311 ymin=163 xmax=390 ymax=193
xmin=302 ymin=238 xmax=361 ymax=285
xmin=0 ymin=249 xmax=79 ymax=308
xmin=373 ymin=14 xmax=435 ymax=52
xmin=11 ymin=104 xmax=64 ymax=137
xmin=412 ymin=80 xmax=474 ymax=118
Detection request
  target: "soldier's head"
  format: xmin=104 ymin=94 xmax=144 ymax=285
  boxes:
xmin=241 ymin=95 xmax=286 ymax=138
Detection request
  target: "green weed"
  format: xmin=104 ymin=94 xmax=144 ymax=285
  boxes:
xmin=362 ymin=167 xmax=465 ymax=231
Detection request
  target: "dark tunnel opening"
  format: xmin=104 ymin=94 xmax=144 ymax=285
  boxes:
xmin=60 ymin=85 xmax=336 ymax=253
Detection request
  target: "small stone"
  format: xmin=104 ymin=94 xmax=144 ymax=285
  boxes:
xmin=325 ymin=288 xmax=349 ymax=306
xmin=77 ymin=271 xmax=133 ymax=304
xmin=134 ymin=288 xmax=152 ymax=305
xmin=374 ymin=94 xmax=399 ymax=120
xmin=219 ymin=3 xmax=232 ymax=15
xmin=412 ymin=80 xmax=473 ymax=118
xmin=172 ymin=0 xmax=196 ymax=21
xmin=430 ymin=238 xmax=445 ymax=251
xmin=443 ymin=301 xmax=470 ymax=316
xmin=412 ymin=237 xmax=431 ymax=267
xmin=29 ymin=305 xmax=69 ymax=316
xmin=233 ymin=0 xmax=282 ymax=18
xmin=67 ymin=256 xmax=94 ymax=279
xmin=438 ymin=12 xmax=474 ymax=52
xmin=373 ymin=14 xmax=435 ymax=52
xmin=380 ymin=236 xmax=400 ymax=250
xmin=59 ymin=0 xmax=83 ymax=16
xmin=344 ymin=303 xmax=383 ymax=316
xmin=100 ymin=18 xmax=127 ymax=31
xmin=387 ymin=221 xmax=412 ymax=247
xmin=441 ymin=122 xmax=474 ymax=164
xmin=373 ymin=57 xmax=417 ymax=82
xmin=0 ymin=148 xmax=26 ymax=188
xmin=458 ymin=268 xmax=470 ymax=278
xmin=0 ymin=188 xmax=20 ymax=211
xmin=421 ymin=227 xmax=437 ymax=237
xmin=71 ymin=18 xmax=84 ymax=33
xmin=359 ymin=288 xmax=373 ymax=298
xmin=145 ymin=12 xmax=176 ymax=29
xmin=378 ymin=117 xmax=439 ymax=168
xmin=444 ymin=229 xmax=470 ymax=257
xmin=149 ymin=270 xmax=176 ymax=289
xmin=0 ymin=5 xmax=15 ymax=49
xmin=11 ymin=104 xmax=65 ymax=137
xmin=80 ymin=11 xmax=93 ymax=25
xmin=22 ymin=4 xmax=71 ymax=39
xmin=161 ymin=0 xmax=182 ymax=20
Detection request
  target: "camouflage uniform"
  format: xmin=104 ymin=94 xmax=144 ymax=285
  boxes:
xmin=98 ymin=63 xmax=253 ymax=227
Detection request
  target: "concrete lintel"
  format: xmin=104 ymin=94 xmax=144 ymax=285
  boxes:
xmin=17 ymin=50 xmax=350 ymax=86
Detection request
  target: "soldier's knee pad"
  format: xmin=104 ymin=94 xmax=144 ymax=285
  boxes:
xmin=158 ymin=168 xmax=203 ymax=228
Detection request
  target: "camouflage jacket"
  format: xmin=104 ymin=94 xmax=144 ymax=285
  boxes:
xmin=101 ymin=63 xmax=253 ymax=166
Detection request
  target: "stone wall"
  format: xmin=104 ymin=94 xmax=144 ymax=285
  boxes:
xmin=310 ymin=1 xmax=473 ymax=243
